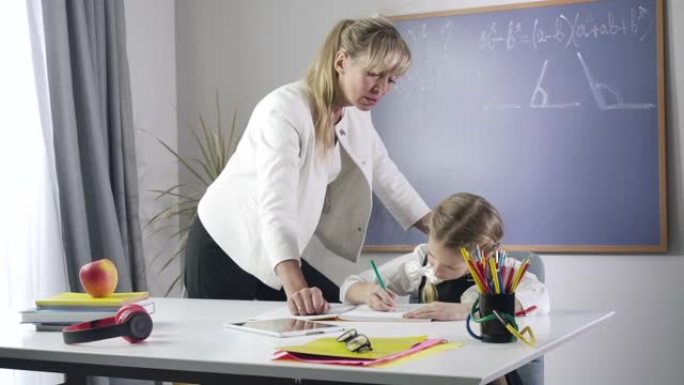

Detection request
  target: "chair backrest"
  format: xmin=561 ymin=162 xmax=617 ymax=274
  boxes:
xmin=505 ymin=251 xmax=545 ymax=385
xmin=506 ymin=251 xmax=545 ymax=283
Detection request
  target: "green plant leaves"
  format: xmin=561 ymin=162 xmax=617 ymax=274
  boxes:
xmin=143 ymin=94 xmax=242 ymax=296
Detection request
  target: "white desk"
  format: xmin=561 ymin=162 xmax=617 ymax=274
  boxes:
xmin=0 ymin=298 xmax=614 ymax=385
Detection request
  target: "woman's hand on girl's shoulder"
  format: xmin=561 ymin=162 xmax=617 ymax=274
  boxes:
xmin=403 ymin=302 xmax=470 ymax=321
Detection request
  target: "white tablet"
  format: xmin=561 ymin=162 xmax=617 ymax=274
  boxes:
xmin=225 ymin=318 xmax=345 ymax=338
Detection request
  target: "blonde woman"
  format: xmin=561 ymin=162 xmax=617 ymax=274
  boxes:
xmin=186 ymin=17 xmax=431 ymax=316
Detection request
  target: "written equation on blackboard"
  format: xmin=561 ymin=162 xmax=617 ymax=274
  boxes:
xmin=367 ymin=0 xmax=665 ymax=251
xmin=479 ymin=5 xmax=655 ymax=111
xmin=478 ymin=6 xmax=653 ymax=51
xmin=396 ymin=3 xmax=656 ymax=113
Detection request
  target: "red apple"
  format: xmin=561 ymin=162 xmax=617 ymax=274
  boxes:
xmin=79 ymin=259 xmax=119 ymax=297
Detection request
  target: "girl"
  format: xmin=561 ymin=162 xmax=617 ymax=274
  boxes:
xmin=342 ymin=192 xmax=549 ymax=385
xmin=341 ymin=192 xmax=549 ymax=320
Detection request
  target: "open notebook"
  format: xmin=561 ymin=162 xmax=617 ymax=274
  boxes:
xmin=250 ymin=303 xmax=358 ymax=321
xmin=337 ymin=304 xmax=431 ymax=322
xmin=251 ymin=303 xmax=431 ymax=322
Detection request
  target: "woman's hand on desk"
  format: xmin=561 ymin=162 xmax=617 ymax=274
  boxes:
xmin=403 ymin=302 xmax=470 ymax=321
xmin=276 ymin=260 xmax=330 ymax=315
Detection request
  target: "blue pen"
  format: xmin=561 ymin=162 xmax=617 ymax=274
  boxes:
xmin=370 ymin=260 xmax=387 ymax=290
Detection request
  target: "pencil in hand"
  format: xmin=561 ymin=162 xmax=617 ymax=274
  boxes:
xmin=370 ymin=260 xmax=387 ymax=290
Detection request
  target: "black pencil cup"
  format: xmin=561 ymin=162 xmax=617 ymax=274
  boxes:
xmin=479 ymin=293 xmax=516 ymax=343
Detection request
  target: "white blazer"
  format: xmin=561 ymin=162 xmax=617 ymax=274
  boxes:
xmin=198 ymin=82 xmax=430 ymax=289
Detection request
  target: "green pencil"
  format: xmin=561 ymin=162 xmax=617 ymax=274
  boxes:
xmin=370 ymin=260 xmax=387 ymax=290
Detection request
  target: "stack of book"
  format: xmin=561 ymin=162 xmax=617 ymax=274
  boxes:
xmin=20 ymin=292 xmax=154 ymax=331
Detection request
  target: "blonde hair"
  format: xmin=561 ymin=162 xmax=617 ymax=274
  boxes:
xmin=421 ymin=192 xmax=504 ymax=303
xmin=422 ymin=281 xmax=439 ymax=304
xmin=304 ymin=17 xmax=411 ymax=153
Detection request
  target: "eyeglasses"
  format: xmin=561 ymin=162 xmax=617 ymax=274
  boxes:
xmin=336 ymin=328 xmax=372 ymax=353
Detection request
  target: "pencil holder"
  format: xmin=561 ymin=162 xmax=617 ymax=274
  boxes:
xmin=479 ymin=293 xmax=515 ymax=343
xmin=466 ymin=293 xmax=516 ymax=343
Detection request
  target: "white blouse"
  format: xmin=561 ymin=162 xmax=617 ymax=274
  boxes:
xmin=326 ymin=140 xmax=341 ymax=184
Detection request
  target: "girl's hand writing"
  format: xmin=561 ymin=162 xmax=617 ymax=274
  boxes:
xmin=367 ymin=285 xmax=397 ymax=311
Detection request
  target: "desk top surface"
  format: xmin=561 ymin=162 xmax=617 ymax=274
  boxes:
xmin=0 ymin=298 xmax=614 ymax=385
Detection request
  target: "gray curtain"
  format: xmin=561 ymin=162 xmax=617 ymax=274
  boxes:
xmin=41 ymin=1 xmax=148 ymax=384
xmin=42 ymin=0 xmax=145 ymax=291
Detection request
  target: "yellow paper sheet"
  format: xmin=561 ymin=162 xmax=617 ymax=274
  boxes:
xmin=35 ymin=292 xmax=150 ymax=307
xmin=277 ymin=335 xmax=427 ymax=359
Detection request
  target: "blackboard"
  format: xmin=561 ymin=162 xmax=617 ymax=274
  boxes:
xmin=366 ymin=0 xmax=666 ymax=253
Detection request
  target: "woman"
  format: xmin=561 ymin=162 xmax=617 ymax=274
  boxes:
xmin=185 ymin=17 xmax=431 ymax=316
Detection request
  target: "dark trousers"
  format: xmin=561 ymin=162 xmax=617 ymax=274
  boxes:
xmin=184 ymin=217 xmax=340 ymax=302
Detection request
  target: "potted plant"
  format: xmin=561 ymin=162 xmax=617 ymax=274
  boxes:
xmin=146 ymin=96 xmax=241 ymax=296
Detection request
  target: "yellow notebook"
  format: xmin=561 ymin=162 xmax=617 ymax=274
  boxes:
xmin=35 ymin=292 xmax=149 ymax=308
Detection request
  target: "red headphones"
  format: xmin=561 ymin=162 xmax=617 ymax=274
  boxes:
xmin=62 ymin=304 xmax=153 ymax=344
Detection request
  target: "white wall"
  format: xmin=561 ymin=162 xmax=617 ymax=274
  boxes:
xmin=125 ymin=0 xmax=181 ymax=297
xmin=129 ymin=0 xmax=684 ymax=384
